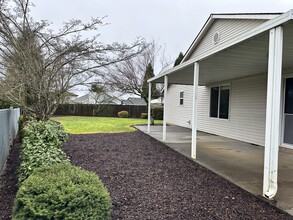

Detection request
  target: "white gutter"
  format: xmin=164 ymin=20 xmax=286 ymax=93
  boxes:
xmin=148 ymin=9 xmax=293 ymax=84
xmin=212 ymin=14 xmax=281 ymax=20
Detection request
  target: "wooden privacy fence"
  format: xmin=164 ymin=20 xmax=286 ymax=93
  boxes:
xmin=54 ymin=104 xmax=148 ymax=118
xmin=0 ymin=108 xmax=20 ymax=173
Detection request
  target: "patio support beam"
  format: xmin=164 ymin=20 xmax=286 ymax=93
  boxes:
xmin=162 ymin=75 xmax=168 ymax=142
xmin=263 ymin=26 xmax=283 ymax=199
xmin=147 ymin=82 xmax=152 ymax=133
xmin=191 ymin=62 xmax=199 ymax=159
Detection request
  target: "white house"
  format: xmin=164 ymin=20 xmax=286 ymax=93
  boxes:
xmin=72 ymin=92 xmax=121 ymax=105
xmin=122 ymin=97 xmax=147 ymax=106
xmin=147 ymin=11 xmax=293 ymax=200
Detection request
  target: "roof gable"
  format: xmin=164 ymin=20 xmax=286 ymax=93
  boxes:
xmin=182 ymin=13 xmax=281 ymax=62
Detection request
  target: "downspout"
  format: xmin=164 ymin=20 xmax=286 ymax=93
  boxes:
xmin=263 ymin=26 xmax=283 ymax=199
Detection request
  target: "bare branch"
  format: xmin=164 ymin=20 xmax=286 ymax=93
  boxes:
xmin=0 ymin=0 xmax=144 ymax=120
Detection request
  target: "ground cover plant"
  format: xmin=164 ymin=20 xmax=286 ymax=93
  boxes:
xmin=53 ymin=116 xmax=162 ymax=134
xmin=18 ymin=120 xmax=69 ymax=183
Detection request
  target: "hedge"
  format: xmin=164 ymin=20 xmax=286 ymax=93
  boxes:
xmin=13 ymin=163 xmax=112 ymax=220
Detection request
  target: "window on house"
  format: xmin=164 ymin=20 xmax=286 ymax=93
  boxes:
xmin=210 ymin=85 xmax=230 ymax=119
xmin=179 ymin=91 xmax=184 ymax=105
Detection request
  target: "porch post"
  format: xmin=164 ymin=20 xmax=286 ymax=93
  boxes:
xmin=263 ymin=26 xmax=283 ymax=199
xmin=191 ymin=62 xmax=199 ymax=159
xmin=163 ymin=75 xmax=168 ymax=142
xmin=147 ymin=82 xmax=152 ymax=133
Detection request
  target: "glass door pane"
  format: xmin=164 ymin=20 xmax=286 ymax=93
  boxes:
xmin=284 ymin=78 xmax=293 ymax=145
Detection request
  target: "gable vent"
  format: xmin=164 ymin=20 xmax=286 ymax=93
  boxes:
xmin=213 ymin=31 xmax=220 ymax=44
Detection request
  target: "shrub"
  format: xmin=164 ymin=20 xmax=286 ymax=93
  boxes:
xmin=18 ymin=139 xmax=69 ymax=183
xmin=13 ymin=163 xmax=112 ymax=220
xmin=22 ymin=120 xmax=68 ymax=146
xmin=141 ymin=113 xmax=148 ymax=119
xmin=18 ymin=115 xmax=27 ymax=129
xmin=0 ymin=99 xmax=11 ymax=109
xmin=18 ymin=120 xmax=69 ymax=183
xmin=118 ymin=110 xmax=128 ymax=118
xmin=152 ymin=107 xmax=163 ymax=120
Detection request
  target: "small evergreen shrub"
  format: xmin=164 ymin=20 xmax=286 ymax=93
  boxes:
xmin=18 ymin=120 xmax=69 ymax=183
xmin=152 ymin=107 xmax=163 ymax=120
xmin=141 ymin=113 xmax=148 ymax=119
xmin=13 ymin=163 xmax=112 ymax=220
xmin=118 ymin=110 xmax=128 ymax=118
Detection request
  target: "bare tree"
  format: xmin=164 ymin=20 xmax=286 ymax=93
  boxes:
xmin=0 ymin=0 xmax=144 ymax=120
xmin=105 ymin=40 xmax=172 ymax=103
xmin=89 ymin=83 xmax=120 ymax=115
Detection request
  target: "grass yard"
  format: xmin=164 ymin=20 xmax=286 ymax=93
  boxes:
xmin=52 ymin=116 xmax=162 ymax=134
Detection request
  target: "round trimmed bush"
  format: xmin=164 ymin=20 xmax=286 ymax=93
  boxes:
xmin=118 ymin=110 xmax=128 ymax=118
xmin=13 ymin=163 xmax=112 ymax=220
xmin=141 ymin=113 xmax=148 ymax=119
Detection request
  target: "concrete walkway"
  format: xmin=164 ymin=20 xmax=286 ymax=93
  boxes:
xmin=135 ymin=125 xmax=293 ymax=215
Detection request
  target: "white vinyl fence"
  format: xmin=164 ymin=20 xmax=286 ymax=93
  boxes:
xmin=0 ymin=108 xmax=20 ymax=173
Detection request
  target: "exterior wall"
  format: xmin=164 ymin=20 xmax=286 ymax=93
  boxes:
xmin=166 ymin=74 xmax=267 ymax=146
xmin=166 ymin=85 xmax=193 ymax=129
xmin=187 ymin=19 xmax=267 ymax=60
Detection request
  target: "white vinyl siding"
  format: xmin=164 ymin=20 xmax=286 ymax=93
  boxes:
xmin=187 ymin=19 xmax=267 ymax=60
xmin=166 ymin=85 xmax=193 ymax=128
xmin=179 ymin=91 xmax=184 ymax=106
xmin=166 ymin=74 xmax=267 ymax=146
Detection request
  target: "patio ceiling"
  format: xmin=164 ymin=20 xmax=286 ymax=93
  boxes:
xmin=152 ymin=20 xmax=293 ymax=86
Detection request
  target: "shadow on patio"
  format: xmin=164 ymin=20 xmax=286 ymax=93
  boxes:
xmin=135 ymin=124 xmax=293 ymax=215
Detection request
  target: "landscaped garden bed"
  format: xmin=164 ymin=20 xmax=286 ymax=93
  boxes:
xmin=1 ymin=116 xmax=292 ymax=219
xmin=63 ymin=131 xmax=293 ymax=219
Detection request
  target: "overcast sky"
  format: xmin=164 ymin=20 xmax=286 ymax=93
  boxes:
xmin=29 ymin=0 xmax=292 ymax=95
xmin=30 ymin=0 xmax=292 ymax=63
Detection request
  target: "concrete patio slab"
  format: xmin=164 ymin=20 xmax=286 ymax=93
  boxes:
xmin=135 ymin=125 xmax=293 ymax=215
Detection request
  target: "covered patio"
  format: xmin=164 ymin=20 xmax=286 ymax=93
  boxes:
xmin=136 ymin=125 xmax=293 ymax=215
xmin=147 ymin=11 xmax=293 ymax=204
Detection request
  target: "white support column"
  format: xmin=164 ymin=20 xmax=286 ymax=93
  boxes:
xmin=162 ymin=75 xmax=168 ymax=142
xmin=147 ymin=83 xmax=152 ymax=133
xmin=191 ymin=62 xmax=199 ymax=159
xmin=263 ymin=26 xmax=283 ymax=199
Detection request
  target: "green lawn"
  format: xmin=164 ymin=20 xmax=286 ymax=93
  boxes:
xmin=52 ymin=116 xmax=162 ymax=134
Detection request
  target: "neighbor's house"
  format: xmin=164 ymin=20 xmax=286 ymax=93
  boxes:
xmin=60 ymin=91 xmax=78 ymax=104
xmin=72 ymin=92 xmax=121 ymax=105
xmin=122 ymin=97 xmax=147 ymax=106
xmin=147 ymin=11 xmax=293 ymax=199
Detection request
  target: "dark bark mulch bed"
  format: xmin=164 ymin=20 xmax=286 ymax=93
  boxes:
xmin=0 ymin=140 xmax=20 ymax=220
xmin=63 ymin=131 xmax=293 ymax=220
xmin=0 ymin=132 xmax=292 ymax=219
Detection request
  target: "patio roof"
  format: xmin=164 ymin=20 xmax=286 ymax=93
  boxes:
xmin=147 ymin=10 xmax=293 ymax=201
xmin=149 ymin=10 xmax=293 ymax=85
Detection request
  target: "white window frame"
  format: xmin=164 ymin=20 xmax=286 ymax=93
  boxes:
xmin=179 ymin=91 xmax=184 ymax=106
xmin=209 ymin=84 xmax=230 ymax=120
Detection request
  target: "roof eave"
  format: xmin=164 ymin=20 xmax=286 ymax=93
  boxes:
xmin=148 ymin=9 xmax=293 ymax=84
xmin=181 ymin=13 xmax=283 ymax=63
xmin=181 ymin=14 xmax=214 ymax=63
